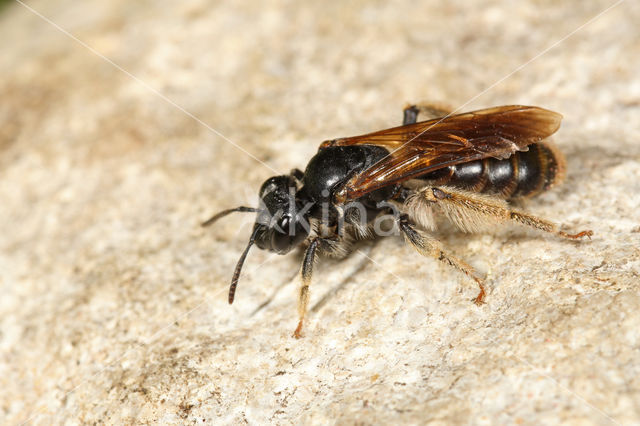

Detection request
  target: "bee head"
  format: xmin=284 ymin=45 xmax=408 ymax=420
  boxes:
xmin=254 ymin=175 xmax=310 ymax=254
xmin=202 ymin=172 xmax=311 ymax=305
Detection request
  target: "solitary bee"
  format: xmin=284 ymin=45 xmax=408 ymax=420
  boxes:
xmin=204 ymin=104 xmax=592 ymax=338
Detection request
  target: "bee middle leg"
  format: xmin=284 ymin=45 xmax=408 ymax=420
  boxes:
xmin=402 ymin=103 xmax=454 ymax=125
xmin=398 ymin=214 xmax=486 ymax=305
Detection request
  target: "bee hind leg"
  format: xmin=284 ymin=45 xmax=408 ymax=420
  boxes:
xmin=398 ymin=214 xmax=486 ymax=305
xmin=418 ymin=186 xmax=593 ymax=240
xmin=402 ymin=103 xmax=454 ymax=125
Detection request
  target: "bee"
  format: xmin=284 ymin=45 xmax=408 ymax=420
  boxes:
xmin=203 ymin=104 xmax=592 ymax=338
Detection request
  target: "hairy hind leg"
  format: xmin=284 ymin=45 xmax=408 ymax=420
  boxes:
xmin=402 ymin=103 xmax=454 ymax=125
xmin=411 ymin=186 xmax=593 ymax=239
xmin=398 ymin=214 xmax=486 ymax=305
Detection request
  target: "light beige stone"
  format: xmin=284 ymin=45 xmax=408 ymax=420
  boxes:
xmin=1 ymin=0 xmax=639 ymax=424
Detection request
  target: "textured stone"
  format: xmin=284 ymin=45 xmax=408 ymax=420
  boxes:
xmin=1 ymin=0 xmax=639 ymax=424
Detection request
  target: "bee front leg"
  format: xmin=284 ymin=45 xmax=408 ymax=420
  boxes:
xmin=398 ymin=214 xmax=486 ymax=305
xmin=402 ymin=103 xmax=454 ymax=125
xmin=293 ymin=237 xmax=321 ymax=338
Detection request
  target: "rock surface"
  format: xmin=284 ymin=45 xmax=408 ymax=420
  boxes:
xmin=1 ymin=0 xmax=639 ymax=424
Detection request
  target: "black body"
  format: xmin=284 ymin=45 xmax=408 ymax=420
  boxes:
xmin=253 ymin=118 xmax=564 ymax=256
xmin=418 ymin=142 xmax=563 ymax=199
xmin=205 ymin=105 xmax=576 ymax=310
xmin=300 ymin=145 xmax=398 ymax=224
xmin=252 ymin=139 xmax=563 ymax=256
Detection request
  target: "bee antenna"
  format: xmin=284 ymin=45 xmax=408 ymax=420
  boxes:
xmin=228 ymin=225 xmax=261 ymax=304
xmin=201 ymin=206 xmax=258 ymax=227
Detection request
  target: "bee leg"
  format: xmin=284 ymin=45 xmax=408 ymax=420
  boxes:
xmin=398 ymin=214 xmax=486 ymax=305
xmin=422 ymin=186 xmax=593 ymax=240
xmin=294 ymin=237 xmax=321 ymax=338
xmin=402 ymin=103 xmax=454 ymax=125
xmin=335 ymin=205 xmax=344 ymax=235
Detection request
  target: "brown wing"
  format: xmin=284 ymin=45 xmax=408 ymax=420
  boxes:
xmin=320 ymin=105 xmax=562 ymax=202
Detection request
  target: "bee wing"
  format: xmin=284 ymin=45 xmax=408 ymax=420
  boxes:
xmin=320 ymin=105 xmax=562 ymax=201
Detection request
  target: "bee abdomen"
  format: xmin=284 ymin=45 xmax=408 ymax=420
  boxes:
xmin=422 ymin=142 xmax=566 ymax=199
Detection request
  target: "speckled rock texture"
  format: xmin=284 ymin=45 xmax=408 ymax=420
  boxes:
xmin=1 ymin=0 xmax=639 ymax=424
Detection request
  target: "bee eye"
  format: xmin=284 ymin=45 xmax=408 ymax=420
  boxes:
xmin=271 ymin=218 xmax=293 ymax=254
xmin=277 ymin=215 xmax=291 ymax=233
